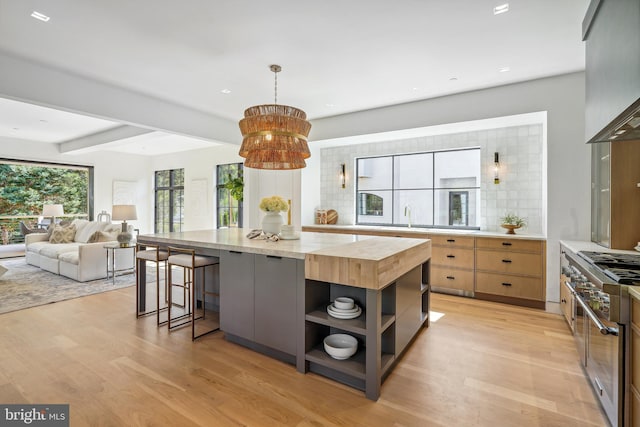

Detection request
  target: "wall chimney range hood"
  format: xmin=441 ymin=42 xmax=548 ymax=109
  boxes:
xmin=588 ymin=97 xmax=640 ymax=144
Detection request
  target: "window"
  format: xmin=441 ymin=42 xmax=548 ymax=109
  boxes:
xmin=154 ymin=169 xmax=184 ymax=233
xmin=356 ymin=148 xmax=480 ymax=228
xmin=358 ymin=193 xmax=384 ymax=216
xmin=216 ymin=163 xmax=243 ymax=228
xmin=0 ymin=159 xmax=92 ymax=249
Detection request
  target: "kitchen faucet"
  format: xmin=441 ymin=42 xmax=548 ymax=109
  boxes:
xmin=404 ymin=205 xmax=412 ymax=228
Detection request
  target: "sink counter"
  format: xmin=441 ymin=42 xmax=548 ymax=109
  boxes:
xmin=302 ymin=224 xmax=545 ymax=240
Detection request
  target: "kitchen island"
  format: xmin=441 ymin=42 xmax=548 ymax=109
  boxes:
xmin=137 ymin=228 xmax=431 ymax=400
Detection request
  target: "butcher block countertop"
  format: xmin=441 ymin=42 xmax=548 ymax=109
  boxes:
xmin=305 ymin=236 xmax=431 ymax=289
xmin=137 ymin=228 xmax=431 ymax=289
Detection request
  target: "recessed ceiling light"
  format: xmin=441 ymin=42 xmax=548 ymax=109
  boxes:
xmin=325 ymin=103 xmax=335 ymax=107
xmin=499 ymin=67 xmax=511 ymax=73
xmin=220 ymin=89 xmax=231 ymax=94
xmin=412 ymin=87 xmax=420 ymax=91
xmin=449 ymin=77 xmax=458 ymax=81
xmin=493 ymin=3 xmax=509 ymax=15
xmin=31 ymin=11 xmax=50 ymax=22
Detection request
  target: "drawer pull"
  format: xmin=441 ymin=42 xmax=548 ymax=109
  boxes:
xmin=502 ymin=259 xmax=512 ymax=263
xmin=501 ymin=282 xmax=512 ymax=287
xmin=447 ymin=239 xmax=455 ymax=243
xmin=446 ymin=254 xmax=455 ymax=258
xmin=229 ymin=250 xmax=243 ymax=254
xmin=446 ymin=276 xmax=455 ymax=280
xmin=502 ymin=242 xmax=513 ymax=246
xmin=266 ymin=255 xmax=282 ymax=259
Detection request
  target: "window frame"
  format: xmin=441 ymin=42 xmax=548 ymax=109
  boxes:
xmin=216 ymin=163 xmax=243 ymax=229
xmin=154 ymin=168 xmax=184 ymax=233
xmin=355 ymin=147 xmax=480 ymax=230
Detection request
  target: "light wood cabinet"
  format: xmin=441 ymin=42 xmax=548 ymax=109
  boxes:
xmin=559 ymin=274 xmax=574 ymax=333
xmin=474 ymin=237 xmax=545 ymax=309
xmin=430 ymin=234 xmax=475 ymax=296
xmin=630 ymin=291 xmax=640 ymax=427
xmin=302 ymin=226 xmax=547 ymax=309
xmin=591 ymin=140 xmax=640 ymax=250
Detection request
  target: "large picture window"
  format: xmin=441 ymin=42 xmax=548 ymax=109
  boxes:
xmin=0 ymin=159 xmax=92 ymax=250
xmin=154 ymin=169 xmax=184 ymax=233
xmin=356 ymin=148 xmax=480 ymax=229
xmin=216 ymin=163 xmax=243 ymax=228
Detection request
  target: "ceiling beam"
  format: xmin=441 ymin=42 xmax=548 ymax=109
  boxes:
xmin=0 ymin=50 xmax=240 ymax=145
xmin=59 ymin=125 xmax=153 ymax=153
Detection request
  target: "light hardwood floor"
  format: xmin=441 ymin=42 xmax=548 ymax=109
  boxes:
xmin=0 ymin=287 xmax=608 ymax=426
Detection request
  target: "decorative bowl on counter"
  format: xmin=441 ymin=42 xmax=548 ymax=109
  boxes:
xmin=501 ymin=224 xmax=521 ymax=234
xmin=324 ymin=333 xmax=358 ymax=360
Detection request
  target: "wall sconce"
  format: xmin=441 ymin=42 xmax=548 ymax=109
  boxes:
xmin=494 ymin=152 xmax=500 ymax=184
xmin=339 ymin=163 xmax=346 ymax=188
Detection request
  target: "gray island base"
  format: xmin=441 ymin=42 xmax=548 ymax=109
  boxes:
xmin=137 ymin=228 xmax=431 ymax=401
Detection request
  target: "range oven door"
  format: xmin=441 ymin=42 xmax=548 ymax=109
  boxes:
xmin=577 ymin=295 xmax=622 ymax=427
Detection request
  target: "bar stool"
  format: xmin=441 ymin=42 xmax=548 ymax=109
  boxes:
xmin=135 ymin=243 xmax=168 ymax=323
xmin=167 ymin=247 xmax=220 ymax=340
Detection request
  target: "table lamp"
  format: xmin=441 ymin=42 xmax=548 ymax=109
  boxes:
xmin=112 ymin=204 xmax=137 ymax=246
xmin=42 ymin=204 xmax=64 ymax=227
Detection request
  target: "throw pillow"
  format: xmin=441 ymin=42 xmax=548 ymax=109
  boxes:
xmin=88 ymin=230 xmax=118 ymax=243
xmin=75 ymin=221 xmax=105 ymax=243
xmin=49 ymin=224 xmax=76 ymax=244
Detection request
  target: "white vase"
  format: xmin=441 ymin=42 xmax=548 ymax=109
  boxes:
xmin=261 ymin=211 xmax=284 ymax=235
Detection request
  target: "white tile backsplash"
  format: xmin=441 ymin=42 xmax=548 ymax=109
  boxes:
xmin=318 ymin=123 xmax=544 ymax=233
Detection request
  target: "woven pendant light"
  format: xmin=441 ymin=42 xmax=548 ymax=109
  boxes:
xmin=239 ymin=65 xmax=311 ymax=169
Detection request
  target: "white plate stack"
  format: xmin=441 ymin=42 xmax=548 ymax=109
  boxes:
xmin=327 ymin=297 xmax=362 ymax=319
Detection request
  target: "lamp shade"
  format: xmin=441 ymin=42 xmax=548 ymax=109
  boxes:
xmin=42 ymin=204 xmax=64 ymax=217
xmin=112 ymin=205 xmax=138 ymax=221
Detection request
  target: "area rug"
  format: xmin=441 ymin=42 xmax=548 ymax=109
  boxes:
xmin=0 ymin=258 xmax=136 ymax=315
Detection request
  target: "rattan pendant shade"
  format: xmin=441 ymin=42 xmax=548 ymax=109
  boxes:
xmin=238 ymin=66 xmax=311 ymax=170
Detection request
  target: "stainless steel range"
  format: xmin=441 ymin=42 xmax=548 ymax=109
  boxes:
xmin=560 ymin=243 xmax=640 ymax=427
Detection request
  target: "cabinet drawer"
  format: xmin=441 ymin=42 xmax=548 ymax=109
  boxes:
xmin=632 ymin=385 xmax=640 ymax=427
xmin=476 ymin=272 xmax=543 ymax=300
xmin=431 ymin=266 xmax=474 ymax=292
xmin=476 ymin=251 xmax=542 ymax=276
xmin=430 ymin=235 xmax=475 ymax=248
xmin=431 ymin=247 xmax=474 ymax=268
xmin=476 ymin=237 xmax=542 ymax=253
xmin=633 ymin=296 xmax=640 ymax=330
xmin=633 ymin=325 xmax=640 ymax=392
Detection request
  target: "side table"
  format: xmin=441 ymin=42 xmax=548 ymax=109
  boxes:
xmin=104 ymin=242 xmax=136 ymax=285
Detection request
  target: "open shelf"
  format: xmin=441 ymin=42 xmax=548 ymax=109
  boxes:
xmin=302 ymin=262 xmax=430 ymax=401
xmin=306 ymin=344 xmax=366 ymax=379
xmin=306 ymin=344 xmax=396 ymax=382
xmin=306 ymin=307 xmax=396 ymax=336
xmin=306 ymin=307 xmax=367 ymax=334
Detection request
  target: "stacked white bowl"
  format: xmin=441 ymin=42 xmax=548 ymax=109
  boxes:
xmin=327 ymin=297 xmax=362 ymax=319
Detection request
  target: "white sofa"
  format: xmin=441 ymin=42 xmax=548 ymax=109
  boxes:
xmin=25 ymin=219 xmax=135 ymax=282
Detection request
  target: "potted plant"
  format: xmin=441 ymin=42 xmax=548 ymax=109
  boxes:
xmin=223 ymin=172 xmax=244 ymax=202
xmin=500 ymin=213 xmax=527 ymax=234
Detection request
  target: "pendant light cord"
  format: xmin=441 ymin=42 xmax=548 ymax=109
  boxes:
xmin=270 ymin=64 xmax=281 ymax=105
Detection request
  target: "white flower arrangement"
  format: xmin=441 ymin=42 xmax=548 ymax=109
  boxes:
xmin=259 ymin=195 xmax=289 ymax=212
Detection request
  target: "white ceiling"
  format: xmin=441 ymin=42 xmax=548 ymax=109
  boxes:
xmin=0 ymin=0 xmax=589 ymax=155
